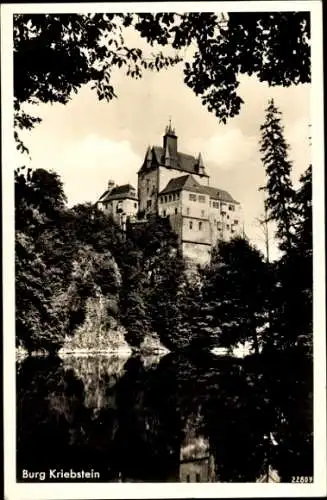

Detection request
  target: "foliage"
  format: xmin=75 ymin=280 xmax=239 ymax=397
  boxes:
xmin=201 ymin=237 xmax=272 ymax=354
xmin=15 ymin=167 xmax=68 ymax=354
xmin=15 ymin=161 xmax=312 ymax=355
xmin=134 ymin=12 xmax=310 ymax=122
xmin=15 ymin=231 xmax=64 ymax=354
xmin=13 ymin=13 xmax=181 ymax=152
xmin=259 ymin=102 xmax=312 ymax=351
xmin=14 ymin=12 xmax=310 ymax=151
xmin=119 ymin=216 xmax=185 ymax=349
xmin=267 ymin=165 xmax=312 ymax=350
xmin=15 ymin=166 xmax=66 ymax=233
xmin=294 ymin=164 xmax=312 ymax=257
xmin=259 ymin=99 xmax=296 ymax=252
xmin=15 ymin=167 xmax=125 ymax=353
xmin=131 ymin=216 xmax=186 ymax=350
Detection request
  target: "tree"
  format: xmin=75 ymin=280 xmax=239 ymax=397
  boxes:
xmin=15 ymin=230 xmax=64 ymax=354
xmin=201 ymin=237 xmax=272 ymax=354
xmin=259 ymin=104 xmax=312 ymax=350
xmin=130 ymin=216 xmax=186 ymax=350
xmin=13 ymin=13 xmax=181 ymax=152
xmin=14 ymin=12 xmax=310 ymax=150
xmin=269 ymin=165 xmax=313 ymax=350
xmin=294 ymin=164 xmax=312 ymax=258
xmin=15 ymin=167 xmax=66 ymax=233
xmin=259 ymin=99 xmax=297 ymax=253
xmin=134 ymin=12 xmax=310 ymax=122
xmin=15 ymin=167 xmax=68 ymax=354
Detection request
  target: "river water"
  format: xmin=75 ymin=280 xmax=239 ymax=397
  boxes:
xmin=16 ymin=349 xmax=313 ymax=483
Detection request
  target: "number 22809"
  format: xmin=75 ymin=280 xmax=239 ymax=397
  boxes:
xmin=292 ymin=476 xmax=313 ymax=483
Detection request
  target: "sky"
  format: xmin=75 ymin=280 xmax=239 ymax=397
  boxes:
xmin=15 ymin=20 xmax=311 ymax=260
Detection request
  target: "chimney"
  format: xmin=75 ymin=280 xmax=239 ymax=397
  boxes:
xmin=108 ymin=180 xmax=115 ymax=192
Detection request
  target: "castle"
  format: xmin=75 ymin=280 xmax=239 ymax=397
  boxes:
xmin=97 ymin=123 xmax=243 ymax=265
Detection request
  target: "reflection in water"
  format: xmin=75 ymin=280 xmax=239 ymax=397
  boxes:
xmin=16 ymin=348 xmax=313 ymax=482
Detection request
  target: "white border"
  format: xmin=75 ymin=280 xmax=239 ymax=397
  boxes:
xmin=2 ymin=2 xmax=326 ymax=499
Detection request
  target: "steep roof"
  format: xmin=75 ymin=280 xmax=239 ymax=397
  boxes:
xmin=139 ymin=146 xmax=209 ymax=177
xmin=203 ymin=186 xmax=239 ymax=204
xmin=159 ymin=174 xmax=239 ymax=204
xmin=159 ymin=174 xmax=198 ymax=194
xmin=98 ymin=184 xmax=137 ymax=202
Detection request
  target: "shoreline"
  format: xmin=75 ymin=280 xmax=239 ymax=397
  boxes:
xmin=16 ymin=346 xmax=170 ymax=359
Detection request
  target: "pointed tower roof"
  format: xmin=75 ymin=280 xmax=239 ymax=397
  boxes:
xmin=197 ymin=152 xmax=204 ymax=168
xmin=145 ymin=145 xmax=152 ymax=160
xmin=165 ymin=117 xmax=176 ymax=136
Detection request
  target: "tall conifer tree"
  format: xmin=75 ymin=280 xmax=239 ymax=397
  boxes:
xmin=259 ymin=99 xmax=296 ymax=252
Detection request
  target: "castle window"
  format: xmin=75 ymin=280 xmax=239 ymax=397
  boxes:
xmin=172 ymin=193 xmax=176 ymax=201
xmin=186 ymin=475 xmax=190 ymax=483
xmin=163 ymin=209 xmax=166 ymax=216
xmin=164 ymin=195 xmax=168 ymax=203
xmin=134 ymin=203 xmax=137 ymax=208
xmin=196 ymin=473 xmax=201 ymax=482
xmin=212 ymin=201 xmax=219 ymax=209
xmin=198 ymin=195 xmax=205 ymax=203
xmin=226 ymin=224 xmax=230 ymax=230
xmin=169 ymin=194 xmax=172 ymax=202
xmin=176 ymin=192 xmax=180 ymax=200
xmin=186 ymin=207 xmax=190 ymax=215
xmin=189 ymin=221 xmax=193 ymax=230
xmin=201 ymin=210 xmax=205 ymax=217
xmin=229 ymin=204 xmax=235 ymax=211
xmin=147 ymin=200 xmax=152 ymax=208
xmin=189 ymin=193 xmax=197 ymax=202
xmin=175 ymin=207 xmax=178 ymax=214
xmin=234 ymin=220 xmax=239 ymax=225
xmin=199 ymin=221 xmax=202 ymax=230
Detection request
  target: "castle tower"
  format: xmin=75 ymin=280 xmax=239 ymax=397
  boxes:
xmin=163 ymin=120 xmax=177 ymax=164
xmin=197 ymin=153 xmax=205 ymax=175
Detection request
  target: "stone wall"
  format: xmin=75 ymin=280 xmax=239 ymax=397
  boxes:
xmin=182 ymin=241 xmax=211 ymax=266
xmin=138 ymin=168 xmax=159 ymax=214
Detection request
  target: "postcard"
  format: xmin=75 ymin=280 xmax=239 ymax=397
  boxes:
xmin=2 ymin=1 xmax=326 ymax=499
